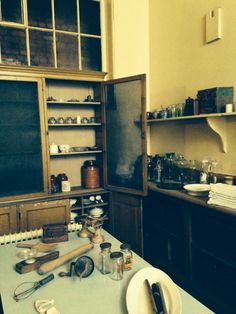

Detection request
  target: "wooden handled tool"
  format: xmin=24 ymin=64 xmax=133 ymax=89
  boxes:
xmin=15 ymin=251 xmax=60 ymax=274
xmin=38 ymin=242 xmax=94 ymax=275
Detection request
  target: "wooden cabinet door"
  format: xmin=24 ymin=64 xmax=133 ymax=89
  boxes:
xmin=110 ymin=192 xmax=143 ymax=256
xmin=18 ymin=200 xmax=70 ymax=231
xmin=103 ymin=74 xmax=147 ymax=196
xmin=0 ymin=205 xmax=17 ymax=235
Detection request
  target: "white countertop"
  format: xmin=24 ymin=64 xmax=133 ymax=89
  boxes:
xmin=0 ymin=230 xmax=215 ymax=314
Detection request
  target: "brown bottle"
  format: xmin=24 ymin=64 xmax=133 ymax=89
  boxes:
xmin=82 ymin=160 xmax=100 ymax=189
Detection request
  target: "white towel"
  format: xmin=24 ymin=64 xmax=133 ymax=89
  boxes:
xmin=208 ymin=183 xmax=236 ymax=209
xmin=208 ymin=198 xmax=236 ymax=209
xmin=210 ymin=183 xmax=236 ymax=197
xmin=209 ymin=191 xmax=236 ymax=203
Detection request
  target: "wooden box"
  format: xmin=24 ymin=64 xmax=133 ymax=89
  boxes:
xmin=197 ymin=87 xmax=233 ymax=114
xmin=42 ymin=223 xmax=68 ymax=243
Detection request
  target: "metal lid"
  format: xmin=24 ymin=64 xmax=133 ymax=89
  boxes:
xmin=110 ymin=252 xmax=123 ymax=259
xmin=100 ymin=242 xmax=112 ymax=250
xmin=120 ymin=243 xmax=131 ymax=250
xmin=83 ymin=160 xmax=98 ymax=167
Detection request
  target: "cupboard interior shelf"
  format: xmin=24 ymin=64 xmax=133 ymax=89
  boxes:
xmin=48 ymin=123 xmax=102 ymax=127
xmin=191 ymin=243 xmax=235 ymax=270
xmin=47 ymin=101 xmax=101 ymax=105
xmin=50 ymin=150 xmax=102 ymax=157
xmin=71 ymin=202 xmax=109 ymax=212
xmin=147 ymin=112 xmax=236 ymax=153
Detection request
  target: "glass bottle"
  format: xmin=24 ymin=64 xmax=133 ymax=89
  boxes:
xmin=110 ymin=252 xmax=124 ymax=281
xmin=50 ymin=175 xmax=58 ymax=193
xmin=200 ymin=159 xmax=209 ymax=184
xmin=120 ymin=243 xmax=133 ymax=271
xmin=98 ymin=242 xmax=112 ymax=274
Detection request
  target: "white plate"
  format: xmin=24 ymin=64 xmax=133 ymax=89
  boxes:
xmin=126 ymin=267 xmax=182 ymax=314
xmin=184 ymin=184 xmax=210 ymax=196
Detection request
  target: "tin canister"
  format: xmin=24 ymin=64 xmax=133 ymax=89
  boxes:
xmin=82 ymin=160 xmax=100 ymax=188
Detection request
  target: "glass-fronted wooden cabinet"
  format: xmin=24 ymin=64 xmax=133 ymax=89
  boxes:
xmin=0 ymin=76 xmax=48 ymax=201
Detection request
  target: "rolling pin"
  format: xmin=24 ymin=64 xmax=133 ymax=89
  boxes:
xmin=38 ymin=242 xmax=93 ymax=275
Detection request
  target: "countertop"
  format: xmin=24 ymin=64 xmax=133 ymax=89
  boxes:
xmin=148 ymin=182 xmax=236 ymax=216
xmin=0 ymin=230 xmax=215 ymax=314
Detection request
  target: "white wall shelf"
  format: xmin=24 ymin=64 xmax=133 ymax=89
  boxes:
xmin=147 ymin=112 xmax=236 ymax=154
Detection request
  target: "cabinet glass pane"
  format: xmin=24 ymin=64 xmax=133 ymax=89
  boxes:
xmin=27 ymin=0 xmax=52 ymax=29
xmin=29 ymin=30 xmax=54 ymax=67
xmin=105 ymin=79 xmax=144 ymax=191
xmin=81 ymin=36 xmax=101 ymax=71
xmin=56 ymin=33 xmax=78 ymax=69
xmin=0 ymin=26 xmax=27 ymax=65
xmin=79 ymin=0 xmax=100 ymax=35
xmin=0 ymin=80 xmax=44 ymax=197
xmin=1 ymin=0 xmax=22 ymax=23
xmin=54 ymin=0 xmax=77 ymax=32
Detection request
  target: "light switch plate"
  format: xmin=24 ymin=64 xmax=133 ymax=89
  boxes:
xmin=206 ymin=7 xmax=222 ymax=43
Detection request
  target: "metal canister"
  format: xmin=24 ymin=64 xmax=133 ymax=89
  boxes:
xmin=82 ymin=160 xmax=100 ymax=189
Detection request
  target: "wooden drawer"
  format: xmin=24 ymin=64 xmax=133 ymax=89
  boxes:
xmin=18 ymin=199 xmax=70 ymax=231
xmin=192 ymin=210 xmax=236 ymax=266
xmin=192 ymin=248 xmax=236 ymax=314
xmin=0 ymin=205 xmax=17 ymax=235
xmin=144 ymin=191 xmax=185 ymax=237
xmin=144 ymin=223 xmax=187 ymax=278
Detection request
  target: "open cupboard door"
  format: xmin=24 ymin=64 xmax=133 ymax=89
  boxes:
xmin=102 ymin=74 xmax=147 ymax=196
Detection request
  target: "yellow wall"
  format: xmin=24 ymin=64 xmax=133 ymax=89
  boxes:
xmin=109 ymin=0 xmax=236 ymax=175
xmin=149 ymin=0 xmax=236 ymax=175
xmin=109 ymin=0 xmax=149 ymax=80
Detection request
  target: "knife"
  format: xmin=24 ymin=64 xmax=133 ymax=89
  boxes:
xmin=144 ymin=279 xmax=158 ymax=314
xmin=15 ymin=251 xmax=59 ymax=274
xmin=151 ymin=283 xmax=168 ymax=314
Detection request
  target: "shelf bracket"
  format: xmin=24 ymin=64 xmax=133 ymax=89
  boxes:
xmin=206 ymin=117 xmax=227 ymax=153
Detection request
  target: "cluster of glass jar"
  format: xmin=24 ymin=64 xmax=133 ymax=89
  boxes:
xmin=150 ymin=103 xmax=185 ymax=119
xmin=98 ymin=242 xmax=133 ymax=281
xmin=148 ymin=153 xmax=219 ymax=185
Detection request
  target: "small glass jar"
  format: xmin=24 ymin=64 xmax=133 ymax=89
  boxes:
xmin=98 ymin=242 xmax=112 ymax=274
xmin=120 ymin=243 xmax=133 ymax=271
xmin=110 ymin=252 xmax=124 ymax=281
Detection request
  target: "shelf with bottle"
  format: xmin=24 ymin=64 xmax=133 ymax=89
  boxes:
xmin=146 ymin=111 xmax=236 ymax=123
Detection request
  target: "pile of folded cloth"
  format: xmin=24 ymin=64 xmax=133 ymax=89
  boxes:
xmin=208 ymin=183 xmax=236 ymax=209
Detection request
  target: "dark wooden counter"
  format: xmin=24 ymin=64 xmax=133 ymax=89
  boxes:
xmin=144 ymin=182 xmax=236 ymax=314
xmin=148 ymin=181 xmax=236 ymax=216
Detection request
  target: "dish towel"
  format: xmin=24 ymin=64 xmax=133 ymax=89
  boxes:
xmin=208 ymin=183 xmax=236 ymax=209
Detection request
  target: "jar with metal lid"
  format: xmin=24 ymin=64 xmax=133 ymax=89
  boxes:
xmin=120 ymin=243 xmax=133 ymax=271
xmin=82 ymin=160 xmax=100 ymax=189
xmin=98 ymin=242 xmax=112 ymax=274
xmin=110 ymin=252 xmax=124 ymax=281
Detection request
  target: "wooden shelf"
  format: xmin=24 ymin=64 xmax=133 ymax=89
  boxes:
xmin=48 ymin=123 xmax=102 ymax=127
xmin=191 ymin=243 xmax=236 ymax=270
xmin=47 ymin=101 xmax=101 ymax=105
xmin=50 ymin=150 xmax=102 ymax=157
xmin=71 ymin=202 xmax=109 ymax=211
